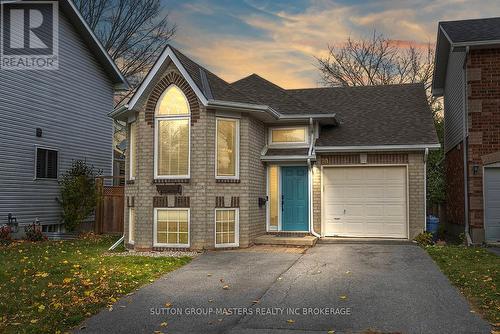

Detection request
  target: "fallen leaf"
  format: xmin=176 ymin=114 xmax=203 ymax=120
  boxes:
xmin=165 ymin=303 xmax=173 ymax=308
xmin=328 ymin=331 xmax=336 ymax=334
xmin=252 ymin=300 xmax=260 ymax=304
xmin=222 ymin=285 xmax=230 ymax=290
xmin=286 ymin=319 xmax=295 ymax=324
xmin=160 ymin=322 xmax=168 ymax=327
xmin=30 ymin=319 xmax=38 ymax=324
xmin=38 ymin=305 xmax=45 ymax=312
xmin=340 ymin=295 xmax=348 ymax=300
xmin=345 ymin=271 xmax=351 ymax=274
xmin=207 ymin=273 xmax=212 ymax=277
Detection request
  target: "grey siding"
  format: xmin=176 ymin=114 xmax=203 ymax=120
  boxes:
xmin=0 ymin=10 xmax=114 ymax=228
xmin=443 ymin=51 xmax=466 ymax=152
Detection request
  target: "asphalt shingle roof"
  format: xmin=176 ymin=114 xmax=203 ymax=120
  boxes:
xmin=170 ymin=46 xmax=257 ymax=104
xmin=288 ymin=84 xmax=439 ymax=147
xmin=440 ymin=17 xmax=500 ymax=43
xmin=231 ymin=74 xmax=331 ymax=115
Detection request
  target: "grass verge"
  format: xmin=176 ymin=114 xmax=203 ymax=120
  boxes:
xmin=426 ymin=245 xmax=499 ymax=327
xmin=0 ymin=235 xmax=191 ymax=333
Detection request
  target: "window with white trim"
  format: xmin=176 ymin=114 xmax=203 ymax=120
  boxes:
xmin=129 ymin=122 xmax=137 ymax=180
xmin=154 ymin=208 xmax=190 ymax=247
xmin=154 ymin=85 xmax=190 ymax=179
xmin=215 ymin=208 xmax=239 ymax=247
xmin=269 ymin=126 xmax=308 ymax=145
xmin=216 ymin=118 xmax=239 ymax=179
xmin=129 ymin=207 xmax=136 ymax=244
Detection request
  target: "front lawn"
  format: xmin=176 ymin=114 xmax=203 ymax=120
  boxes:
xmin=427 ymin=245 xmax=499 ymax=326
xmin=0 ymin=235 xmax=191 ymax=334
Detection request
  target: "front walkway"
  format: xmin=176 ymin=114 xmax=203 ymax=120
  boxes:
xmin=75 ymin=244 xmax=490 ymax=334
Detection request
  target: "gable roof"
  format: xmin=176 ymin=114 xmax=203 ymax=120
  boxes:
xmin=440 ymin=17 xmax=500 ymax=44
xmin=432 ymin=17 xmax=500 ymax=95
xmin=288 ymin=83 xmax=439 ymax=148
xmin=231 ymin=74 xmax=331 ymax=115
xmin=116 ymin=45 xmax=336 ymax=122
xmin=55 ymin=0 xmax=128 ymax=89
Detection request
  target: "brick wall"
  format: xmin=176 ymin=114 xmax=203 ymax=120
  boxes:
xmin=312 ymin=152 xmax=425 ymax=239
xmin=466 ymin=48 xmax=500 ymax=232
xmin=444 ymin=142 xmax=465 ymax=226
xmin=124 ymin=62 xmax=267 ymax=250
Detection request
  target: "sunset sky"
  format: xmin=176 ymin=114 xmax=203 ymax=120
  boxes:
xmin=167 ymin=0 xmax=499 ymax=89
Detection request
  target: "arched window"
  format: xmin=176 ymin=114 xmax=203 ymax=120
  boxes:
xmin=154 ymin=85 xmax=191 ymax=178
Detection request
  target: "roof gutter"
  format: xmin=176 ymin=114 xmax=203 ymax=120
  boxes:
xmin=315 ymin=144 xmax=441 ymax=152
xmin=108 ymin=104 xmax=129 ymax=119
xmin=207 ymin=99 xmax=280 ymax=118
xmin=261 ymin=155 xmax=316 ymax=162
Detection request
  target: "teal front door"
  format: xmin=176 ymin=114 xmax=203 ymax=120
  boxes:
xmin=281 ymin=166 xmax=309 ymax=231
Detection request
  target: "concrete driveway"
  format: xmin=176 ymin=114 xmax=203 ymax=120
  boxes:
xmin=76 ymin=244 xmax=491 ymax=334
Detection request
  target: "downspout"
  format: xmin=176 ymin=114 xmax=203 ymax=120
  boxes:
xmin=308 ymin=118 xmax=321 ymax=238
xmin=463 ymin=46 xmax=472 ymax=245
xmin=424 ymin=148 xmax=428 ymax=228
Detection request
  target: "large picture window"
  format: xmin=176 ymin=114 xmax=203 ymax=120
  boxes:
xmin=154 ymin=208 xmax=190 ymax=247
xmin=216 ymin=118 xmax=239 ymax=179
xmin=154 ymin=85 xmax=190 ymax=179
xmin=215 ymin=209 xmax=239 ymax=247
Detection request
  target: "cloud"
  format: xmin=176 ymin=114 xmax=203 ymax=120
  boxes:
xmin=168 ymin=0 xmax=500 ymax=89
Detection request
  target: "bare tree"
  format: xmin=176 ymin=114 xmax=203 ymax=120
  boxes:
xmin=75 ymin=0 xmax=176 ymax=87
xmin=316 ymin=32 xmax=434 ymax=92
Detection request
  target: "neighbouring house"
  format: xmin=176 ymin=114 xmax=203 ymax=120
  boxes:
xmin=111 ymin=45 xmax=439 ymax=250
xmin=0 ymin=0 xmax=128 ymax=235
xmin=432 ymin=17 xmax=500 ymax=244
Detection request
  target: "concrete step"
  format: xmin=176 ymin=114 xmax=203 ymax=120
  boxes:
xmin=254 ymin=235 xmax=317 ymax=247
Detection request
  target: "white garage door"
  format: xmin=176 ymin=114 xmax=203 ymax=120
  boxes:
xmin=323 ymin=166 xmax=407 ymax=238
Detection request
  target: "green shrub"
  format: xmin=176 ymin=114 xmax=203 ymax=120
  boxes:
xmin=58 ymin=160 xmax=101 ymax=231
xmin=414 ymin=232 xmax=434 ymax=246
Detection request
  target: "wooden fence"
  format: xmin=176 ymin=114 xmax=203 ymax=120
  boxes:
xmin=95 ymin=176 xmax=124 ymax=235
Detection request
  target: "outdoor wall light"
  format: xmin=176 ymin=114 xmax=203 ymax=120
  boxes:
xmin=36 ymin=128 xmax=43 ymax=137
xmin=473 ymin=165 xmax=479 ymax=175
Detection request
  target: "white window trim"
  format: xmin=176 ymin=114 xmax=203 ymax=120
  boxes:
xmin=128 ymin=207 xmax=135 ymax=244
xmin=129 ymin=122 xmax=137 ymax=180
xmin=214 ymin=208 xmax=239 ymax=248
xmin=268 ymin=126 xmax=309 ymax=147
xmin=33 ymin=145 xmax=60 ymax=181
xmin=153 ymin=208 xmax=191 ymax=248
xmin=154 ymin=84 xmax=191 ymax=179
xmin=215 ymin=117 xmax=240 ymax=180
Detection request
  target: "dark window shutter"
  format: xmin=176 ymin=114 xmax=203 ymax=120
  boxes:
xmin=47 ymin=150 xmax=58 ymax=178
xmin=36 ymin=148 xmax=58 ymax=179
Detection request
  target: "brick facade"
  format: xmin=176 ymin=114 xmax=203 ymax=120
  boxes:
xmin=124 ymin=62 xmax=267 ymax=250
xmin=444 ymin=143 xmax=465 ymax=226
xmin=312 ymin=152 xmax=426 ymax=239
xmin=124 ymin=62 xmax=430 ymax=248
xmin=466 ymin=49 xmax=500 ymax=236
